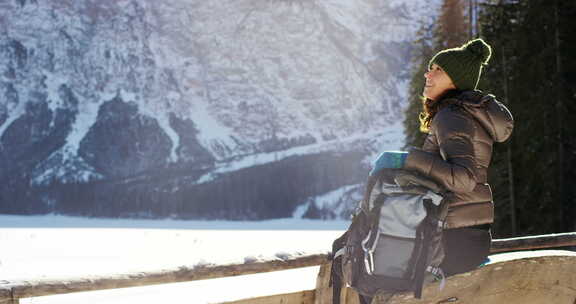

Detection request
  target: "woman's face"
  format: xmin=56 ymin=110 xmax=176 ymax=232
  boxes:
xmin=423 ymin=63 xmax=456 ymax=100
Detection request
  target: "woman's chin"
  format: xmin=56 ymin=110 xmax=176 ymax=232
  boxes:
xmin=422 ymin=88 xmax=432 ymax=99
xmin=423 ymin=89 xmax=441 ymax=101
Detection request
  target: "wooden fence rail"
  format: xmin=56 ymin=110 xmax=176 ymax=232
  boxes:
xmin=0 ymin=253 xmax=328 ymax=303
xmin=490 ymin=232 xmax=576 ymax=252
xmin=0 ymin=232 xmax=575 ymax=304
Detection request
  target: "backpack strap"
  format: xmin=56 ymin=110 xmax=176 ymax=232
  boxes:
xmin=358 ymin=295 xmax=371 ymax=304
xmin=412 ymin=197 xmax=449 ymax=299
xmin=412 ymin=224 xmax=431 ymax=299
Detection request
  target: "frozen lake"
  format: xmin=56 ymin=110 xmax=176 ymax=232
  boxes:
xmin=0 ymin=215 xmax=350 ymax=304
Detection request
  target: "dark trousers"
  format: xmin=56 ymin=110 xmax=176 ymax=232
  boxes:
xmin=440 ymin=226 xmax=492 ymax=276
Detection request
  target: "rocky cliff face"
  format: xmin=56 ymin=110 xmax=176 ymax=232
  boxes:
xmin=0 ymin=0 xmax=438 ymax=219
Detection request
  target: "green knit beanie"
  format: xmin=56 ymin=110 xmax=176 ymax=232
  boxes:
xmin=429 ymin=38 xmax=492 ymax=90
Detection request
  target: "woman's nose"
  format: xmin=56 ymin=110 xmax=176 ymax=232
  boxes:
xmin=424 ymin=71 xmax=431 ymax=79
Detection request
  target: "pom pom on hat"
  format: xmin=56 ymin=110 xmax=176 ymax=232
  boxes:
xmin=463 ymin=38 xmax=492 ymax=65
xmin=429 ymin=38 xmax=493 ymax=90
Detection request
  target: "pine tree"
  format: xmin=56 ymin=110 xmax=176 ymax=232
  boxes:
xmin=403 ymin=23 xmax=435 ymax=149
xmin=404 ymin=0 xmax=471 ymax=149
xmin=478 ymin=0 xmax=520 ymax=237
xmin=436 ymin=0 xmax=471 ymax=48
xmin=480 ymin=0 xmax=576 ymax=236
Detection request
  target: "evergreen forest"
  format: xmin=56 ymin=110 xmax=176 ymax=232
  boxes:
xmin=403 ymin=0 xmax=576 ymax=238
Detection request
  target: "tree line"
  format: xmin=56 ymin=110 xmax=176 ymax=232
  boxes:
xmin=403 ymin=0 xmax=576 ymax=237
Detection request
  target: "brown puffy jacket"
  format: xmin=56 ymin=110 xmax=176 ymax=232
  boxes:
xmin=404 ymin=90 xmax=514 ymax=229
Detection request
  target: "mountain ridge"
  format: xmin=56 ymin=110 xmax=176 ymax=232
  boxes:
xmin=0 ymin=0 xmax=439 ymax=219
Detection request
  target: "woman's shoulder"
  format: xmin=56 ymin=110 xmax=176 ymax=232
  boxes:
xmin=436 ymin=90 xmax=513 ymax=143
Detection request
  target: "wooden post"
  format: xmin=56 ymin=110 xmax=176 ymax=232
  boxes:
xmin=0 ymin=296 xmax=18 ymax=304
xmin=0 ymin=287 xmax=16 ymax=304
xmin=314 ymin=262 xmax=332 ymax=304
xmin=314 ymin=261 xmax=360 ymax=304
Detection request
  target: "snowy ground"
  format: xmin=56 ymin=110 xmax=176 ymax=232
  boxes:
xmin=0 ymin=215 xmax=350 ymax=304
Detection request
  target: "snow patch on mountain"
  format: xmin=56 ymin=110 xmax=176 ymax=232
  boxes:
xmin=0 ymin=96 xmax=26 ymax=139
xmin=197 ymin=119 xmax=405 ymax=186
xmin=62 ymin=99 xmax=100 ymax=159
xmin=31 ymin=152 xmax=104 ymax=186
xmin=293 ymin=183 xmax=362 ymax=219
xmin=44 ymin=72 xmax=69 ymax=112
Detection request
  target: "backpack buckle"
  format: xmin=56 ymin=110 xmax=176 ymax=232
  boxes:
xmin=361 ymin=230 xmax=379 ymax=275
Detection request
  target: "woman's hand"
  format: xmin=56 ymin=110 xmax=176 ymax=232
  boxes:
xmin=369 ymin=151 xmax=408 ymax=176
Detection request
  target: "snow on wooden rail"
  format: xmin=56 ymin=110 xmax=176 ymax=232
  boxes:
xmin=0 ymin=233 xmax=575 ymax=304
xmin=490 ymin=232 xmax=576 ymax=253
xmin=0 ymin=253 xmax=328 ymax=303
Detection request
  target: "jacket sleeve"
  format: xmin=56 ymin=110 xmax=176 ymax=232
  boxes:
xmin=404 ymin=109 xmax=477 ymax=193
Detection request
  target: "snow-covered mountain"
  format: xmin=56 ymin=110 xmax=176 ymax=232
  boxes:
xmin=0 ymin=0 xmax=439 ymax=220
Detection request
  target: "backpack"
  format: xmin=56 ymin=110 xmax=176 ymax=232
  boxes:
xmin=329 ymin=168 xmax=449 ymax=304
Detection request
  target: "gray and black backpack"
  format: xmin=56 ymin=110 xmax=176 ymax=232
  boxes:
xmin=330 ymin=168 xmax=449 ymax=304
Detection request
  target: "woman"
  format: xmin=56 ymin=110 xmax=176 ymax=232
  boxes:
xmin=373 ymin=38 xmax=514 ymax=276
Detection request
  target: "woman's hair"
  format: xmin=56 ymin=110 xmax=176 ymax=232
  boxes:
xmin=419 ymin=89 xmax=462 ymax=133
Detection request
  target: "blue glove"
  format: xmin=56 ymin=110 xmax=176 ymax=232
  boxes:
xmin=369 ymin=151 xmax=408 ymax=176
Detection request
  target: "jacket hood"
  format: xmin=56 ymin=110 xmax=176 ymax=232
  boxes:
xmin=448 ymin=90 xmax=514 ymax=142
